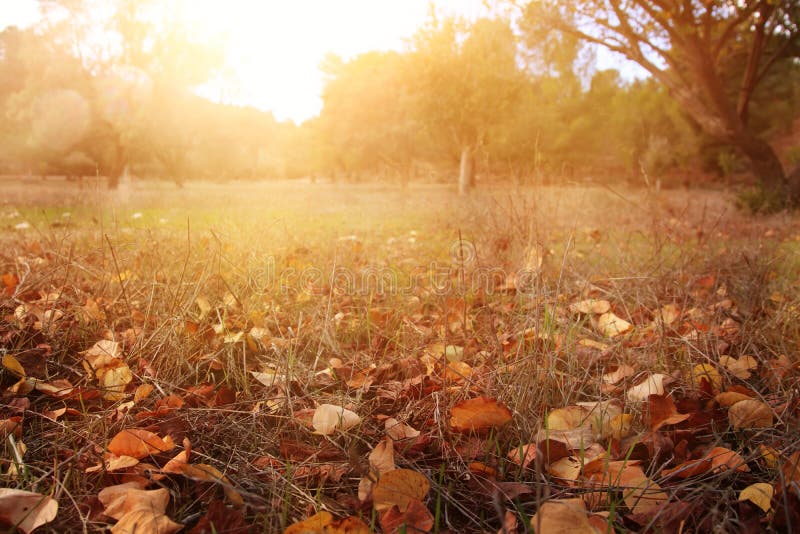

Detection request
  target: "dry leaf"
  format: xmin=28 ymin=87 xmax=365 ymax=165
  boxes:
xmin=99 ymin=485 xmax=168 ymax=521
xmin=312 ymin=404 xmax=361 ymax=435
xmin=738 ymin=482 xmax=773 ymax=513
xmin=570 ymin=299 xmax=611 ymax=315
xmin=626 ymin=374 xmax=666 ymax=402
xmin=450 ymin=397 xmax=512 ymax=433
xmin=385 ymin=418 xmax=421 ymax=441
xmin=107 ymin=429 xmax=175 ymax=459
xmin=719 ymin=355 xmax=758 ymax=380
xmin=690 ymin=363 xmax=722 ymax=391
xmin=531 ymin=498 xmax=596 ymax=534
xmin=0 ymin=489 xmax=58 ymax=534
xmin=596 ymin=312 xmax=633 ymax=337
xmin=546 ymin=406 xmax=589 ymax=430
xmin=110 ymin=508 xmax=182 ymax=534
xmin=379 ymin=499 xmax=434 ymax=534
xmin=706 ymin=446 xmax=749 ymax=473
xmin=714 ymin=390 xmax=753 ymax=407
xmin=372 ymin=469 xmax=430 ymax=512
xmin=601 ymin=364 xmax=635 ymax=386
xmin=548 ymin=456 xmax=582 ymax=482
xmin=648 ymin=394 xmax=691 ymax=430
xmin=369 ymin=438 xmax=396 ymax=475
xmin=728 ymin=399 xmax=774 ymax=429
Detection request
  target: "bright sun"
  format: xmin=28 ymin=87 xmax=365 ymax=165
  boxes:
xmin=179 ymin=0 xmax=489 ymax=123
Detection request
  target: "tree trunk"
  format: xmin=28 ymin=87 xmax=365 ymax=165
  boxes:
xmin=458 ymin=145 xmax=475 ymax=195
xmin=732 ymin=131 xmax=798 ymax=204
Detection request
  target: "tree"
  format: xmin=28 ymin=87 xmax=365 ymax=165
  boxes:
xmin=518 ymin=1 xmax=800 ymax=207
xmin=409 ymin=17 xmax=526 ymax=194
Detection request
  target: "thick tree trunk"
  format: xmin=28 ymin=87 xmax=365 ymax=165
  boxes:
xmin=458 ymin=145 xmax=475 ymax=195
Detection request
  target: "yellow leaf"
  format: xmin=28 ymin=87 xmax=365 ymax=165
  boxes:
xmin=738 ymin=483 xmax=773 ymax=513
xmin=546 ymin=406 xmax=589 ymax=430
xmin=133 ymin=384 xmax=154 ymax=403
xmin=1 ymin=354 xmax=26 ymax=377
xmin=690 ymin=363 xmax=722 ymax=391
xmin=548 ymin=456 xmax=582 ymax=482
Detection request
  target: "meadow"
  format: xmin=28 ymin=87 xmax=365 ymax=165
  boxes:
xmin=1 ymin=179 xmax=799 ymax=533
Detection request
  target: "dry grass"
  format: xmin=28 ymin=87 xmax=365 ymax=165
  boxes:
xmin=1 ymin=179 xmax=799 ymax=532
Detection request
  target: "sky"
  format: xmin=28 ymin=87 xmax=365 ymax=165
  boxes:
xmin=1 ymin=0 xmax=489 ymax=123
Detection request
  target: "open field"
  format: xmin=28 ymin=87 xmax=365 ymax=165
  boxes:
xmin=1 ymin=180 xmax=800 ymax=533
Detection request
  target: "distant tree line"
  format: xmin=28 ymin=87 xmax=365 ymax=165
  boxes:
xmin=1 ymin=1 xmax=798 ymax=206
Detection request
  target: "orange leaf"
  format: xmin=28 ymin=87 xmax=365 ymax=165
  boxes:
xmin=647 ymin=394 xmax=691 ymax=430
xmin=661 ymin=458 xmax=713 ymax=479
xmin=372 ymin=469 xmax=430 ymax=512
xmin=450 ymin=397 xmax=512 ymax=433
xmin=706 ymin=446 xmax=749 ymax=473
xmin=531 ymin=498 xmax=596 ymax=534
xmin=107 ymin=429 xmax=175 ymax=459
xmin=284 ymin=511 xmax=332 ymax=534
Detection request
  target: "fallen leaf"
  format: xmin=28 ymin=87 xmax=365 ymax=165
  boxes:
xmin=531 ymin=498 xmax=596 ymax=534
xmin=626 ymin=374 xmax=666 ymax=402
xmin=728 ymin=399 xmax=774 ymax=429
xmin=570 ymin=299 xmax=611 ymax=315
xmin=133 ymin=384 xmax=154 ymax=403
xmin=739 ymin=482 xmax=773 ymax=513
xmin=601 ymin=364 xmax=635 ymax=386
xmin=450 ymin=397 xmax=512 ymax=433
xmin=548 ymin=456 xmax=582 ymax=482
xmin=107 ymin=429 xmax=175 ymax=459
xmin=283 ymin=511 xmax=332 ymax=534
xmin=110 ymin=508 xmax=182 ymax=534
xmin=369 ymin=438 xmax=396 ymax=475
xmin=596 ymin=311 xmax=633 ymax=337
xmin=706 ymin=446 xmax=749 ymax=473
xmin=714 ymin=390 xmax=753 ymax=407
xmin=661 ymin=458 xmax=712 ymax=479
xmin=175 ymin=463 xmax=244 ymax=506
xmin=690 ymin=363 xmax=722 ymax=391
xmin=99 ymin=485 xmax=168 ymax=520
xmin=719 ymin=355 xmax=758 ymax=380
xmin=379 ymin=499 xmax=434 ymax=534
xmin=372 ymin=469 xmax=430 ymax=512
xmin=384 ymin=418 xmax=420 ymax=441
xmin=546 ymin=406 xmax=589 ymax=430
xmin=647 ymin=394 xmax=691 ymax=430
xmin=0 ymin=489 xmax=58 ymax=534
xmin=312 ymin=404 xmax=361 ymax=435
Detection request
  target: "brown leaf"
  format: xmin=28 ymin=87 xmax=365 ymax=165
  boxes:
xmin=647 ymin=394 xmax=691 ymax=430
xmin=379 ymin=499 xmax=434 ymax=534
xmin=110 ymin=508 xmax=182 ymax=534
xmin=99 ymin=485 xmax=168 ymax=521
xmin=728 ymin=399 xmax=774 ymax=429
xmin=450 ymin=397 xmax=512 ymax=433
xmin=372 ymin=469 xmax=430 ymax=512
xmin=0 ymin=489 xmax=58 ymax=534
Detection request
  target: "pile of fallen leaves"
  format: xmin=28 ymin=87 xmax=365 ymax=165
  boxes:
xmin=1 ymin=229 xmax=800 ymax=534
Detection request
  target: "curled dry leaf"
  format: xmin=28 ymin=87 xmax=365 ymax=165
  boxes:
xmin=107 ymin=429 xmax=175 ymax=459
xmin=175 ymin=463 xmax=244 ymax=507
xmin=372 ymin=468 xmax=430 ymax=512
xmin=548 ymin=456 xmax=582 ymax=482
xmin=739 ymin=482 xmax=774 ymax=513
xmin=728 ymin=399 xmax=774 ymax=429
xmin=531 ymin=498 xmax=596 ymax=534
xmin=0 ymin=489 xmax=58 ymax=534
xmin=595 ymin=311 xmax=633 ymax=337
xmin=99 ymin=484 xmax=167 ymax=520
xmin=312 ymin=404 xmax=361 ymax=435
xmin=369 ymin=438 xmax=396 ymax=475
xmin=384 ymin=418 xmax=420 ymax=441
xmin=626 ymin=374 xmax=667 ymax=402
xmin=110 ymin=508 xmax=182 ymax=534
xmin=450 ymin=397 xmax=512 ymax=433
xmin=546 ymin=406 xmax=589 ymax=430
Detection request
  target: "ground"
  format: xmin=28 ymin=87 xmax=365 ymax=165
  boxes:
xmin=1 ymin=179 xmax=799 ymax=533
